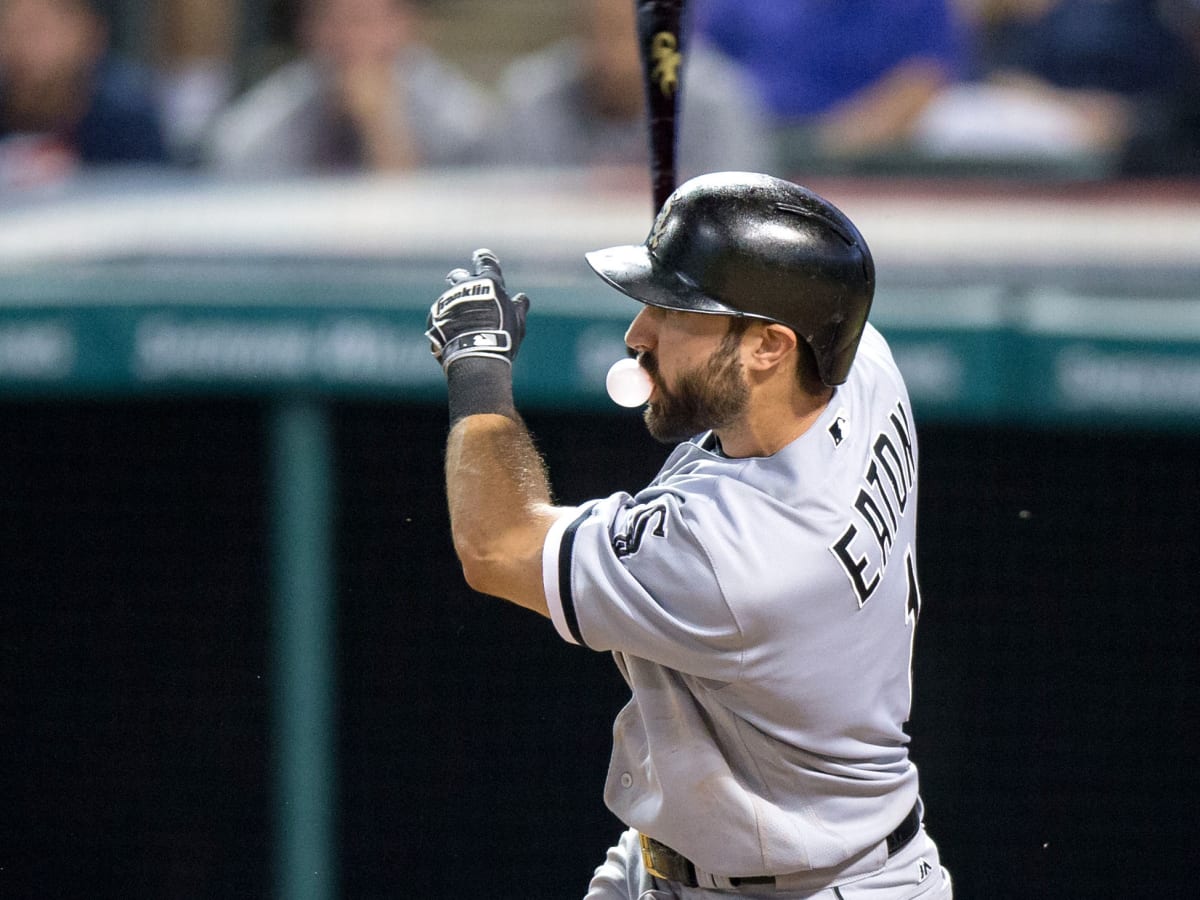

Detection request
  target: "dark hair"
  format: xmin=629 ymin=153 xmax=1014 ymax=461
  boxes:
xmin=80 ymin=0 xmax=117 ymax=22
xmin=725 ymin=316 xmax=826 ymax=397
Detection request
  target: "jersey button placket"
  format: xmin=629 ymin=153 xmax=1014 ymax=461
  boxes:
xmin=620 ymin=772 xmax=634 ymax=788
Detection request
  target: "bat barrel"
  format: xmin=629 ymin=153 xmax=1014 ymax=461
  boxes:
xmin=635 ymin=0 xmax=687 ymax=212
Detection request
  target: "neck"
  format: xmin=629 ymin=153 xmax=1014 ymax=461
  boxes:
xmin=715 ymin=389 xmax=833 ymax=459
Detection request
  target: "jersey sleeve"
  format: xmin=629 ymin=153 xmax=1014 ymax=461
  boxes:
xmin=542 ymin=490 xmax=744 ymax=683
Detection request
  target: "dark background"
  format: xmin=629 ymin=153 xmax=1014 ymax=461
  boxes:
xmin=2 ymin=399 xmax=1196 ymax=898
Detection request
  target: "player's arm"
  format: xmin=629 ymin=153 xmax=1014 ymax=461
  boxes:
xmin=333 ymin=60 xmax=422 ymax=171
xmin=425 ymin=249 xmax=560 ymax=617
xmin=443 ymin=411 xmax=562 ymax=616
xmin=816 ymin=58 xmax=949 ymax=156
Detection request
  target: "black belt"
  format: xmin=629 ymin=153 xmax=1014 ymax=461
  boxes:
xmin=639 ymin=802 xmax=921 ymax=890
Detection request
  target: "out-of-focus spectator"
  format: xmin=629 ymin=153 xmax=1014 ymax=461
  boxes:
xmin=151 ymin=0 xmax=238 ymax=165
xmin=692 ymin=0 xmax=967 ymax=161
xmin=968 ymin=0 xmax=1190 ymax=93
xmin=206 ymin=0 xmax=492 ymax=176
xmin=0 ymin=0 xmax=167 ymax=188
xmin=1121 ymin=0 xmax=1200 ymax=174
xmin=915 ymin=1 xmax=1196 ymax=172
xmin=494 ymin=0 xmax=772 ymax=179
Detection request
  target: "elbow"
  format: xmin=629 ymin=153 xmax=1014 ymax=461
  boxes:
xmin=451 ymin=530 xmax=507 ymax=597
xmin=448 ymin=506 xmax=559 ymax=606
xmin=456 ymin=550 xmax=494 ymax=596
xmin=451 ymin=517 xmax=551 ymax=603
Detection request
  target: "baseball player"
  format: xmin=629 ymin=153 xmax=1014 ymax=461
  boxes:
xmin=425 ymin=172 xmax=953 ymax=898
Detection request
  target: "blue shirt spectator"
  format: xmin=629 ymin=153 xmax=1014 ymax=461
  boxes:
xmin=0 ymin=0 xmax=166 ymax=185
xmin=976 ymin=0 xmax=1194 ymax=95
xmin=66 ymin=56 xmax=167 ymax=163
xmin=910 ymin=0 xmax=1199 ymax=175
xmin=1118 ymin=0 xmax=1200 ymax=174
xmin=694 ymin=0 xmax=967 ymax=119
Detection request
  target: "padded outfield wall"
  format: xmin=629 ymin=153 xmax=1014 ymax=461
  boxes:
xmin=2 ymin=401 xmax=1196 ymax=898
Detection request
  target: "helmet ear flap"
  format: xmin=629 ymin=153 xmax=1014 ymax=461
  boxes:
xmin=794 ymin=334 xmax=828 ymax=397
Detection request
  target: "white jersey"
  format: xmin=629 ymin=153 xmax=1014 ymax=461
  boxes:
xmin=542 ymin=324 xmax=924 ymax=877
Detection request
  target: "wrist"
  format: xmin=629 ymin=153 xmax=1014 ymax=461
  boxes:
xmin=446 ymin=357 xmax=515 ymax=426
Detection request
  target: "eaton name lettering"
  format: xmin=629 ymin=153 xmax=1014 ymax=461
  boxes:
xmin=830 ymin=401 xmax=916 ymax=606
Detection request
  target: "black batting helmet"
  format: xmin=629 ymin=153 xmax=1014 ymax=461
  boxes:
xmin=585 ymin=172 xmax=875 ymax=386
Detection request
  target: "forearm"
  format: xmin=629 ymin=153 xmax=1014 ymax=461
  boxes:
xmin=818 ymin=59 xmax=948 ymax=154
xmin=335 ymin=63 xmax=421 ymax=171
xmin=357 ymin=111 xmax=421 ymax=171
xmin=428 ymin=250 xmax=552 ymax=612
xmin=441 ymin=355 xmax=555 ymax=613
xmin=444 ymin=412 xmax=556 ymax=615
xmin=446 ymin=413 xmax=553 ymax=529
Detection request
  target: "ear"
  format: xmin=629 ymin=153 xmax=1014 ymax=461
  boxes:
xmin=744 ymin=322 xmax=797 ymax=373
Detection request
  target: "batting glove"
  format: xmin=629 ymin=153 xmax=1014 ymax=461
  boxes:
xmin=426 ymin=249 xmax=530 ymax=371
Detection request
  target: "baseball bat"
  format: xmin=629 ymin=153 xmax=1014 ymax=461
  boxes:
xmin=633 ymin=0 xmax=687 ymax=212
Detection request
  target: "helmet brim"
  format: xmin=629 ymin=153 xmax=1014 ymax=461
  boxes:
xmin=584 ymin=245 xmax=742 ymax=318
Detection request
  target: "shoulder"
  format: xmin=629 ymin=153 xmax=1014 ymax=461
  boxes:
xmin=211 ymin=59 xmax=321 ymax=131
xmin=837 ymin=326 xmax=915 ymax=447
xmin=394 ymin=47 xmax=493 ymax=161
xmin=685 ymin=41 xmax=758 ymax=86
xmin=834 ymin=325 xmax=919 ymax=467
xmin=677 ymin=42 xmax=773 ymax=172
xmin=90 ymin=57 xmax=159 ymax=110
xmin=498 ymin=39 xmax=583 ymax=104
xmin=399 ymin=45 xmax=488 ymax=102
xmin=206 ymin=60 xmax=321 ymax=170
xmin=546 ymin=491 xmax=744 ymax=677
xmin=681 ymin=41 xmax=765 ymax=109
xmin=77 ymin=57 xmax=166 ymax=162
xmin=231 ymin=59 xmax=320 ymax=105
xmin=851 ymin=324 xmax=904 ymax=387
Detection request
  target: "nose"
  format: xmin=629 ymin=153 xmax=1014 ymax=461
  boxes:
xmin=624 ymin=305 xmax=657 ymax=354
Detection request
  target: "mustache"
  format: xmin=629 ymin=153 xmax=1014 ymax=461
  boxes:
xmin=636 ymin=350 xmax=659 ymax=382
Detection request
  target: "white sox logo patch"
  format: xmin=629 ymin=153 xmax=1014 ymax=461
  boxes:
xmin=648 ymin=194 xmax=676 ymax=254
xmin=650 ymin=32 xmax=682 ymax=97
xmin=613 ymin=502 xmax=669 ymax=558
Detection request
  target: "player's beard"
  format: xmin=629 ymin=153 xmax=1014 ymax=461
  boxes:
xmin=641 ymin=329 xmax=750 ymax=444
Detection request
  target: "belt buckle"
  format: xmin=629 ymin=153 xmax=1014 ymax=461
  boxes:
xmin=639 ymin=833 xmax=671 ymax=881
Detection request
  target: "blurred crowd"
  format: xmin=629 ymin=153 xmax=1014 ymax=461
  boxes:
xmin=1 ymin=0 xmax=1198 ymax=191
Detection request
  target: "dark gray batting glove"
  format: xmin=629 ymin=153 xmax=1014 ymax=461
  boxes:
xmin=426 ymin=249 xmax=530 ymax=371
